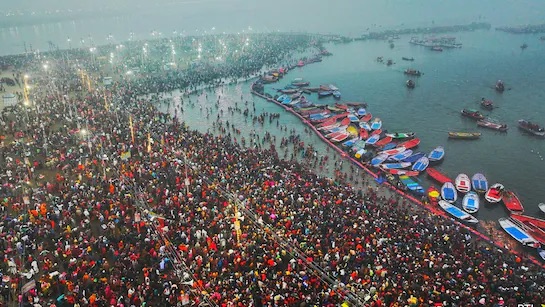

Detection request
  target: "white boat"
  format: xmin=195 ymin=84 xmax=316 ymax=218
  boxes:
xmin=359 ymin=122 xmax=372 ymax=131
xmin=438 ymin=200 xmax=478 ymax=224
xmin=370 ymin=153 xmax=388 ymax=166
xmin=455 ymin=173 xmax=471 ymax=193
xmin=498 ymin=218 xmax=541 ymax=248
xmin=485 ymin=183 xmax=504 ymax=203
xmin=539 ymin=203 xmax=545 ymax=214
xmin=440 ymin=182 xmax=457 ymax=203
xmin=471 ymin=173 xmax=488 ymax=193
xmin=347 ymin=114 xmax=359 ymax=122
xmin=462 ymin=191 xmax=480 ymax=213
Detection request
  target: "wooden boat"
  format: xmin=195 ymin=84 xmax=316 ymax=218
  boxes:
xmin=388 ymin=149 xmax=413 ymax=161
xmin=426 ymin=167 xmax=452 ymax=184
xmin=385 ymin=132 xmax=415 ymax=139
xmin=485 ymin=183 xmax=504 ymax=203
xmin=398 ymin=138 xmax=420 ymax=149
xmin=380 ymin=162 xmax=411 ymax=170
xmin=374 ymin=136 xmax=392 ymax=148
xmin=318 ymin=91 xmax=333 ymax=98
xmin=455 ymin=174 xmax=471 ymax=193
xmin=334 ymin=103 xmax=349 ymax=110
xmin=477 ymin=119 xmax=508 ymax=132
xmin=356 ymin=108 xmax=366 ymax=116
xmin=540 ymin=203 xmax=545 ymax=214
xmin=441 ymin=182 xmax=457 ymax=203
xmin=317 ymin=122 xmax=340 ymax=131
xmin=540 ymin=248 xmax=545 ymax=261
xmin=359 ymin=121 xmax=371 ymax=131
xmin=381 ymin=143 xmax=397 ymax=150
xmin=518 ymin=119 xmax=545 ymax=137
xmin=406 ymin=79 xmax=415 ymax=89
xmin=326 ymin=125 xmax=348 ymax=133
xmin=502 ymin=191 xmax=524 ymax=213
xmin=495 ymin=80 xmax=505 ymax=93
xmin=359 ymin=128 xmax=369 ymax=140
xmin=412 ymin=156 xmax=430 ymax=172
xmin=462 ymin=191 xmax=480 ymax=213
xmin=370 ymin=153 xmax=388 ymax=166
xmin=480 ymin=99 xmax=494 ymax=110
xmin=346 ymin=125 xmax=359 ymax=136
xmin=427 ymin=146 xmax=445 ymax=162
xmin=342 ymin=137 xmax=359 ymax=147
xmin=461 ymin=109 xmax=485 ymax=120
xmin=365 ymin=134 xmax=380 ymax=145
xmin=404 ymin=69 xmax=422 ymax=76
xmin=431 ymin=46 xmax=443 ymax=52
xmin=325 ymin=131 xmax=343 ymax=139
xmin=471 ymin=173 xmax=488 ymax=193
xmin=332 ymin=91 xmax=342 ymax=99
xmin=402 ymin=152 xmax=426 ymax=163
xmin=427 ymin=185 xmax=441 ymax=204
xmin=510 ymin=214 xmax=545 ymax=230
xmin=327 ymin=105 xmax=344 ymax=112
xmin=346 ymin=102 xmax=368 ymax=107
xmin=360 ymin=113 xmax=372 ymax=122
xmin=439 ymin=200 xmax=479 ymax=224
xmin=448 ymin=132 xmax=481 ymax=140
xmin=331 ymin=132 xmax=350 ymax=143
xmin=370 ymin=118 xmax=382 ymax=130
xmin=399 ymin=175 xmax=425 ymax=195
xmin=371 ymin=129 xmax=382 ymax=136
xmin=292 ymin=81 xmax=310 ymax=87
xmin=351 ymin=140 xmax=366 ymax=152
xmin=379 ymin=146 xmax=406 ymax=157
xmin=347 ymin=114 xmax=359 ymax=123
xmin=498 ymin=218 xmax=540 ymax=248
xmin=384 ymin=169 xmax=419 ymax=176
xmin=401 ymin=57 xmax=414 ymax=61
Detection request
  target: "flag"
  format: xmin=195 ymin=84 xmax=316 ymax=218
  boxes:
xmin=129 ymin=115 xmax=135 ymax=143
xmin=147 ymin=133 xmax=152 ymax=153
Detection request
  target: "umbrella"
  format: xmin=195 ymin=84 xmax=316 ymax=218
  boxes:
xmin=428 ymin=190 xmax=440 ymax=199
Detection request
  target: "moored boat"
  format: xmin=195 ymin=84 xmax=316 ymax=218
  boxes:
xmin=384 ymin=169 xmax=420 ymax=176
xmin=402 ymin=57 xmax=414 ymax=61
xmin=398 ymin=138 xmax=420 ymax=149
xmin=354 ymin=148 xmax=367 ymax=159
xmin=455 ymin=173 xmax=471 ymax=193
xmin=540 ymin=203 xmax=545 ymax=214
xmin=365 ymin=134 xmax=380 ymax=146
xmin=462 ymin=191 xmax=480 ymax=213
xmin=342 ymin=137 xmax=359 ymax=147
xmin=427 ymin=185 xmax=441 ymax=204
xmin=426 ymin=167 xmax=452 ymax=184
xmin=360 ymin=113 xmax=372 ymax=122
xmin=404 ymin=69 xmax=422 ymax=76
xmin=439 ymin=200 xmax=479 ymax=224
xmin=370 ymin=153 xmax=389 ymax=166
xmin=318 ymin=91 xmax=333 ymax=98
xmin=412 ymin=156 xmax=430 ymax=172
xmin=331 ymin=132 xmax=350 ymax=143
xmin=477 ymin=119 xmax=508 ymax=132
xmin=399 ymin=175 xmax=425 ymax=195
xmin=495 ymin=80 xmax=505 ymax=92
xmin=370 ymin=118 xmax=382 ymax=130
xmin=356 ymin=108 xmax=367 ymax=116
xmin=448 ymin=132 xmax=481 ymax=140
xmin=374 ymin=136 xmax=393 ymax=148
xmin=510 ymin=214 xmax=545 ymax=230
xmin=480 ymin=98 xmax=494 ymax=110
xmin=498 ymin=218 xmax=540 ymax=248
xmin=441 ymin=182 xmax=457 ymax=203
xmin=427 ymin=146 xmax=445 ymax=162
xmin=431 ymin=46 xmax=443 ymax=52
xmin=471 ymin=173 xmax=488 ymax=193
xmin=502 ymin=191 xmax=524 ymax=213
xmin=461 ymin=109 xmax=485 ymax=120
xmin=379 ymin=146 xmax=407 ymax=157
xmin=402 ymin=152 xmax=426 ymax=163
xmin=385 ymin=132 xmax=415 ymax=139
xmin=347 ymin=114 xmax=359 ymax=123
xmin=388 ymin=149 xmax=413 ymax=161
xmin=517 ymin=119 xmax=545 ymax=137
xmin=380 ymin=162 xmax=412 ymax=170
xmin=485 ymin=183 xmax=504 ymax=203
xmin=332 ymin=91 xmax=342 ymax=99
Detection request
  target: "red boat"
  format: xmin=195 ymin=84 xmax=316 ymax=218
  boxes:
xmin=477 ymin=120 xmax=508 ymax=132
xmin=334 ymin=103 xmax=349 ymax=110
xmin=374 ymin=136 xmax=392 ymax=147
xmin=426 ymin=168 xmax=452 ymax=184
xmin=427 ymin=185 xmax=441 ymax=204
xmin=371 ymin=129 xmax=382 ymax=136
xmin=461 ymin=109 xmax=485 ymax=120
xmin=502 ymin=191 xmax=524 ymax=213
xmin=510 ymin=214 xmax=545 ymax=229
xmin=359 ymin=128 xmax=369 ymax=140
xmin=314 ymin=112 xmax=350 ymax=125
xmin=398 ymin=138 xmax=420 ymax=150
xmin=384 ymin=169 xmax=419 ymax=176
xmin=361 ymin=113 xmax=372 ymax=122
xmin=316 ymin=118 xmax=336 ymax=128
xmin=340 ymin=117 xmax=351 ymax=126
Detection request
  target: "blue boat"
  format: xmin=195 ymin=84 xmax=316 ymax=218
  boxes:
xmin=499 ymin=218 xmax=541 ymax=248
xmin=347 ymin=114 xmax=359 ymax=122
xmin=428 ymin=146 xmax=445 ymax=162
xmin=402 ymin=152 xmax=426 ymax=163
xmin=471 ymin=173 xmax=489 ymax=193
xmin=399 ymin=175 xmax=425 ymax=195
xmin=439 ymin=201 xmax=479 ymax=224
xmin=388 ymin=149 xmax=413 ymax=161
xmin=365 ymin=134 xmax=380 ymax=145
xmin=332 ymin=91 xmax=341 ymax=99
xmin=359 ymin=121 xmax=371 ymax=131
xmin=309 ymin=113 xmax=331 ymax=121
xmin=357 ymin=108 xmax=367 ymax=116
xmin=441 ymin=182 xmax=458 ymax=203
xmin=412 ymin=156 xmax=430 ymax=172
xmin=380 ymin=162 xmax=411 ymax=169
xmin=318 ymin=91 xmax=333 ymax=98
xmin=276 ymin=94 xmax=288 ymax=102
xmin=370 ymin=153 xmax=388 ymax=166
xmin=381 ymin=143 xmax=397 ymax=150
xmin=462 ymin=191 xmax=480 ymax=213
xmin=370 ymin=118 xmax=382 ymax=130
xmin=281 ymin=97 xmax=293 ymax=104
xmin=342 ymin=137 xmax=359 ymax=147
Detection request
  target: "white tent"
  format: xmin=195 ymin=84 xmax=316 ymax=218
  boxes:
xmin=2 ymin=93 xmax=18 ymax=110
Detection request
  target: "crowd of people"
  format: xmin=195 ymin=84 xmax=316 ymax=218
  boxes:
xmin=0 ymin=33 xmax=544 ymax=307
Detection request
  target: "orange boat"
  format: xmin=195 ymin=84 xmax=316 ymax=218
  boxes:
xmin=398 ymin=138 xmax=420 ymax=150
xmin=502 ymin=191 xmax=524 ymax=213
xmin=375 ymin=136 xmax=393 ymax=147
xmin=510 ymin=214 xmax=545 ymax=229
xmin=426 ymin=168 xmax=452 ymax=184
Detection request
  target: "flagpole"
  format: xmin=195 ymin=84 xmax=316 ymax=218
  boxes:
xmin=129 ymin=115 xmax=135 ymax=144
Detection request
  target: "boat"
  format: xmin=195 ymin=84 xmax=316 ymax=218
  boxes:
xmin=371 ymin=129 xmax=382 ymax=136
xmin=346 ymin=125 xmax=359 ymax=136
xmin=318 ymin=91 xmax=333 ymax=98
xmin=406 ymin=79 xmax=415 ymax=89
xmin=517 ymin=119 xmax=545 ymax=137
xmin=402 ymin=57 xmax=414 ymax=61
xmin=310 ymin=114 xmax=333 ymax=123
xmin=359 ymin=128 xmax=369 ymax=140
xmin=381 ymin=143 xmax=397 ymax=150
xmin=331 ymin=132 xmax=350 ymax=143
xmin=386 ymin=59 xmax=394 ymax=66
xmin=356 ymin=108 xmax=366 ymax=116
xmin=388 ymin=149 xmax=413 ymax=161
xmin=360 ymin=113 xmax=372 ymax=122
xmin=292 ymin=81 xmax=310 ymax=87
xmin=540 ymin=203 xmax=545 ymax=214
xmin=412 ymin=156 xmax=430 ymax=172
xmin=495 ymin=80 xmax=505 ymax=92
xmin=332 ymin=91 xmax=341 ymax=99
xmin=439 ymin=200 xmax=479 ymax=224
xmin=462 ymin=191 xmax=480 ymax=213
xmin=347 ymin=114 xmax=359 ymax=123
xmin=354 ymin=148 xmax=367 ymax=159
xmin=365 ymin=134 xmax=380 ymax=146
xmin=385 ymin=132 xmax=415 ymax=139
xmin=485 ymin=183 xmax=504 ymax=203
xmin=521 ymin=43 xmax=528 ymax=50
xmin=327 ymin=105 xmax=344 ymax=112
xmin=385 ymin=169 xmax=420 ymax=176
xmin=427 ymin=185 xmax=441 ymax=204
xmin=334 ymin=103 xmax=349 ymax=110
xmin=398 ymin=175 xmax=425 ymax=195
xmin=480 ymin=99 xmax=494 ymax=110
xmin=461 ymin=109 xmax=485 ymax=121
xmin=276 ymin=94 xmax=288 ymax=102
xmin=404 ymin=69 xmax=422 ymax=76
xmin=325 ymin=131 xmax=343 ymax=139
xmin=441 ymin=182 xmax=458 ymax=203
xmin=431 ymin=46 xmax=443 ymax=52
xmin=477 ymin=119 xmax=508 ymax=132
xmin=471 ymin=173 xmax=488 ymax=193
xmin=426 ymin=168 xmax=452 ymax=184
xmin=502 ymin=191 xmax=524 ymax=213
xmin=374 ymin=136 xmax=393 ymax=148
xmin=380 ymin=162 xmax=412 ymax=170
xmin=448 ymin=132 xmax=481 ymax=140
xmin=359 ymin=121 xmax=372 ymax=131
xmin=370 ymin=153 xmax=389 ymax=166
xmin=342 ymin=137 xmax=359 ymax=147
xmin=498 ymin=218 xmax=540 ymax=248
xmin=540 ymin=248 xmax=545 ymax=261
xmin=297 ymin=60 xmax=305 ymax=67
xmin=317 ymin=122 xmax=340 ymax=131
xmin=379 ymin=146 xmax=407 ymax=157
xmin=370 ymin=118 xmax=382 ymax=130
xmin=455 ymin=174 xmax=471 ymax=193
xmin=398 ymin=138 xmax=420 ymax=150
xmin=427 ymin=146 xmax=445 ymax=162
xmin=402 ymin=152 xmax=426 ymax=163
xmin=510 ymin=214 xmax=545 ymax=230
